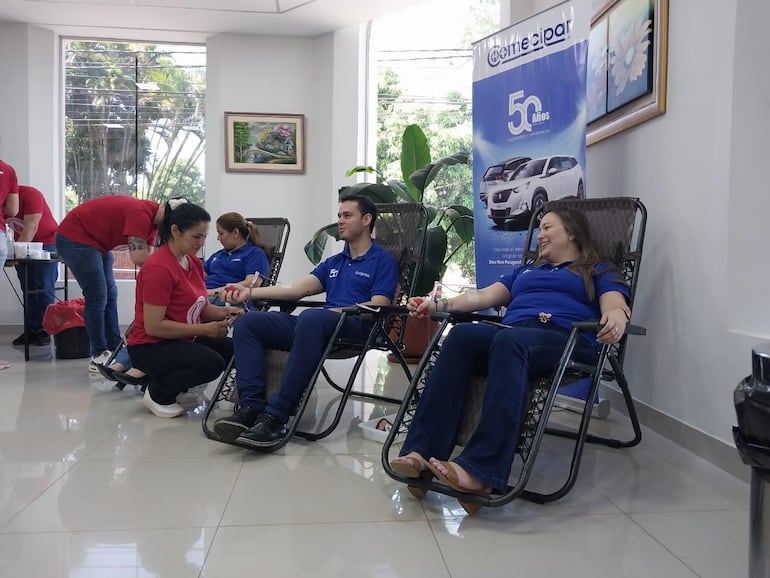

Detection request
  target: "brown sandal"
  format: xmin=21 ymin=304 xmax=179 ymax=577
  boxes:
xmin=391 ymin=452 xmax=430 ymax=500
xmin=390 ymin=452 xmax=427 ymax=478
xmin=425 ymin=459 xmax=491 ymax=516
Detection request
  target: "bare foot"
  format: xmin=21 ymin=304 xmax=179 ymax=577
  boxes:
xmin=390 ymin=452 xmax=428 ymax=478
xmin=108 ymin=363 xmax=126 ymax=372
xmin=126 ymin=368 xmax=146 ymax=379
xmin=427 ymin=458 xmax=489 ymax=494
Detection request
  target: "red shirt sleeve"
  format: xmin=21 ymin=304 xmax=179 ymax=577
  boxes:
xmin=21 ymin=188 xmax=44 ymax=215
xmin=140 ymin=260 xmax=176 ymax=308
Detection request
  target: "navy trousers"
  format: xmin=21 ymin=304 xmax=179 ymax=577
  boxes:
xmin=232 ymin=308 xmax=371 ymax=423
xmin=400 ymin=321 xmax=598 ymax=490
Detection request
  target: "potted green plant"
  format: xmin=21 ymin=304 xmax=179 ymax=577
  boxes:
xmin=304 ymin=124 xmax=474 ymax=295
xmin=303 ymin=124 xmax=474 ymax=361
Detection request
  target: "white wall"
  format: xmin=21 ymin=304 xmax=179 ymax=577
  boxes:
xmin=0 ymin=23 xmax=60 ymax=327
xmin=0 ymin=23 xmax=367 ymax=326
xmin=501 ymin=0 xmax=767 ymax=444
xmin=586 ymin=0 xmax=747 ymax=444
xmin=0 ymin=24 xmax=59 ymax=214
xmin=205 ymin=27 xmax=366 ymax=284
xmin=0 ymin=23 xmax=30 ymax=181
xmin=726 ymin=0 xmax=770 ymax=336
xmin=205 ymin=33 xmax=323 ymax=284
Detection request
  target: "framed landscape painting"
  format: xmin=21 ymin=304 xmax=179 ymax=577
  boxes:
xmin=587 ymin=0 xmax=668 ymax=145
xmin=225 ymin=112 xmax=305 ymax=173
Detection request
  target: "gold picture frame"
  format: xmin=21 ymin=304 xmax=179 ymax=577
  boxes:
xmin=586 ymin=0 xmax=668 ymax=145
xmin=224 ymin=112 xmax=305 ymax=173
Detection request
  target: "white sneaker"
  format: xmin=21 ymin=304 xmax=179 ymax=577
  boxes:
xmin=142 ymin=389 xmax=185 ymax=418
xmin=89 ymin=350 xmax=112 ymax=373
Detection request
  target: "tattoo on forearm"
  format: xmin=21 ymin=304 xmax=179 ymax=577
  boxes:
xmin=128 ymin=237 xmax=148 ymax=252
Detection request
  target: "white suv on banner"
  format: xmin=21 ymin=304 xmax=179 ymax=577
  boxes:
xmin=479 ymin=156 xmax=531 ymax=207
xmin=486 ymin=155 xmax=584 ymax=228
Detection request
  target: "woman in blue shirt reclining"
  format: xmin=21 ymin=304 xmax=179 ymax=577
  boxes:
xmin=390 ymin=207 xmax=631 ymax=515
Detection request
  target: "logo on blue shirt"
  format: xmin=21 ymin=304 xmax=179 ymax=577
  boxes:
xmin=355 ymin=271 xmax=371 ymax=279
xmin=329 ymin=268 xmax=339 ymax=278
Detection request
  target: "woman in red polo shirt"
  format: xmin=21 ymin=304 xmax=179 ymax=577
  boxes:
xmin=0 ymin=158 xmax=19 ymax=269
xmin=7 ymin=185 xmax=59 ymax=346
xmin=56 ymin=195 xmax=164 ymax=370
xmin=126 ymin=199 xmax=242 ymax=418
xmin=0 ymin=157 xmax=19 ymax=370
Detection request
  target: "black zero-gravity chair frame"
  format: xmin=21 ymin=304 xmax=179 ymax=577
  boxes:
xmin=110 ymin=217 xmax=291 ymax=390
xmin=382 ymin=197 xmax=647 ymax=508
xmin=202 ymin=203 xmax=429 ymax=453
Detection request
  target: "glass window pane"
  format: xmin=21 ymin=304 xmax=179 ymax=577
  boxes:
xmin=63 ymin=41 xmax=206 ymax=279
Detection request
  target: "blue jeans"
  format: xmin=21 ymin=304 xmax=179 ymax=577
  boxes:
xmin=56 ymin=233 xmax=121 ymax=355
xmin=113 ymin=346 xmax=132 ymax=370
xmin=232 ymin=308 xmax=372 ymax=423
xmin=15 ymin=243 xmax=58 ymax=333
xmin=400 ymin=321 xmax=599 ymax=491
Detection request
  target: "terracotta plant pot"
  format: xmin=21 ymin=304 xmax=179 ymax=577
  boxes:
xmin=388 ymin=314 xmax=440 ymax=364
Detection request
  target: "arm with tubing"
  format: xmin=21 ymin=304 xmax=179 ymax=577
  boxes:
xmin=409 ymin=281 xmax=512 ymax=317
xmin=223 ymin=273 xmax=323 ymax=304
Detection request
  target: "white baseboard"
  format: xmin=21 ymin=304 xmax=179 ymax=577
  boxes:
xmin=601 ymin=385 xmax=749 ymax=483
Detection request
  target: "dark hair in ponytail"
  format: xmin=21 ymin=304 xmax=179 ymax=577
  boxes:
xmin=158 ymin=198 xmax=211 ymax=245
xmin=216 ymin=212 xmax=268 ymax=251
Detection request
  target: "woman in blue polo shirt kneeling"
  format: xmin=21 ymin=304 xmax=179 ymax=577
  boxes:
xmin=389 ymin=207 xmax=632 ymax=515
xmin=205 ymin=212 xmax=270 ymax=304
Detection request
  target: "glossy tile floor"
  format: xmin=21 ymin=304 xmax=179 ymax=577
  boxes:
xmin=0 ymin=329 xmax=751 ymax=578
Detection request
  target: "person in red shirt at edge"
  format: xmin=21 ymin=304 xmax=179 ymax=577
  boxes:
xmin=0 ymin=156 xmax=20 ymax=267
xmin=56 ymin=195 xmax=166 ymax=372
xmin=0 ymin=154 xmax=19 ymax=370
xmin=125 ymin=199 xmax=241 ymax=418
xmin=5 ymin=185 xmax=59 ymax=346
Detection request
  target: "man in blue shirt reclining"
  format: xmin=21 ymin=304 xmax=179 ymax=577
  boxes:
xmin=214 ymin=194 xmax=399 ymax=446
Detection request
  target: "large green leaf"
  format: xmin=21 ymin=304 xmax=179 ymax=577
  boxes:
xmin=414 ymin=226 xmax=448 ymax=295
xmin=409 ymin=151 xmax=470 ymax=193
xmin=338 ymin=182 xmax=398 ymax=203
xmin=424 ymin=205 xmax=439 ymax=225
xmin=344 ymin=165 xmax=386 ymax=183
xmin=344 ymin=165 xmax=375 ymax=177
xmin=386 ymin=180 xmax=414 ymax=204
xmin=400 ymin=125 xmax=431 ymax=201
xmin=442 ymin=205 xmax=474 ymax=243
xmin=303 ymin=223 xmax=340 ymax=264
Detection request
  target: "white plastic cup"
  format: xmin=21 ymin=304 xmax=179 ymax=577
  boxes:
xmin=14 ymin=242 xmax=29 ymax=258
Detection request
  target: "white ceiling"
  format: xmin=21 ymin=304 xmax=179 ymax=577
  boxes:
xmin=0 ymin=0 xmax=429 ymax=42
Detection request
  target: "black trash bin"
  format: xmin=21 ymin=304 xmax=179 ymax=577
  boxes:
xmin=734 ymin=342 xmax=770 ymax=578
xmin=53 ymin=327 xmax=90 ymax=359
xmin=43 ymin=299 xmax=90 ymax=360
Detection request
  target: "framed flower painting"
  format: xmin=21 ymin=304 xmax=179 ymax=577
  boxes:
xmin=225 ymin=112 xmax=305 ymax=173
xmin=587 ymin=0 xmax=668 ymax=145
